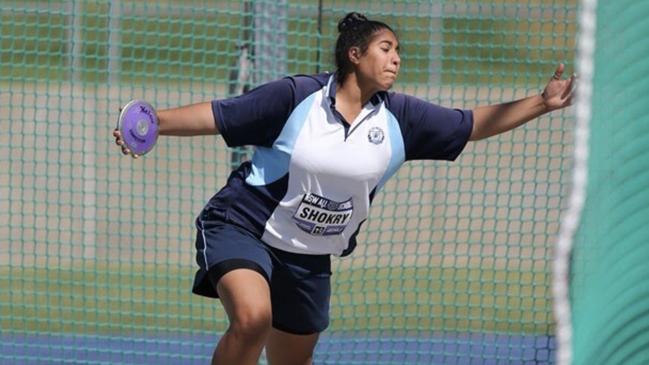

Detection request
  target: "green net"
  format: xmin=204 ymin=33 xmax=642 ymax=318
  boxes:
xmin=1 ymin=1 xmax=578 ymax=364
xmin=568 ymin=1 xmax=649 ymax=364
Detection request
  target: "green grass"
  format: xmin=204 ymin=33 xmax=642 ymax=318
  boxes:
xmin=1 ymin=264 xmax=552 ymax=336
xmin=1 ymin=264 xmax=223 ymax=335
xmin=441 ymin=16 xmax=576 ymax=85
xmin=331 ymin=265 xmax=553 ymax=335
xmin=1 ymin=4 xmax=575 ymax=85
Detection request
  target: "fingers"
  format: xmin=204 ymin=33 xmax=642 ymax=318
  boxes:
xmin=552 ymin=63 xmax=565 ymax=80
xmin=561 ymin=73 xmax=577 ymax=100
xmin=542 ymin=64 xmax=576 ymax=111
xmin=119 ymin=144 xmax=139 ymax=159
xmin=113 ymin=128 xmax=139 ymax=158
xmin=565 ymin=95 xmax=574 ymax=107
xmin=114 ymin=129 xmax=126 ymax=150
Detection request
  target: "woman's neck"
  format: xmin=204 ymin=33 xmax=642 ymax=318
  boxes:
xmin=335 ymin=74 xmax=378 ymax=125
xmin=336 ymin=73 xmax=377 ymax=108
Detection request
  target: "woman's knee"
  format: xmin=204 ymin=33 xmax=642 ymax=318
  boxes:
xmin=228 ymin=304 xmax=272 ymax=340
xmin=216 ymin=268 xmax=273 ymax=342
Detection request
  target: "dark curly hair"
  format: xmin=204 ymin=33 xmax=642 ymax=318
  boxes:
xmin=334 ymin=12 xmax=396 ymax=85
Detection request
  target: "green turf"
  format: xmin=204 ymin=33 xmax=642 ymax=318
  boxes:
xmin=0 ymin=264 xmax=551 ymax=336
xmin=1 ymin=5 xmax=573 ymax=85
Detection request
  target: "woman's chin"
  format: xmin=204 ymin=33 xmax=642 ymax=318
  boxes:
xmin=382 ymin=81 xmax=395 ymax=91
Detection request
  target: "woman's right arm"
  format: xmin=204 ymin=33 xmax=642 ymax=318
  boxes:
xmin=157 ymin=101 xmax=219 ymax=136
xmin=113 ymin=101 xmax=218 ymax=157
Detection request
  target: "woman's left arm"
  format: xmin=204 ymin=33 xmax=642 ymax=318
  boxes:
xmin=469 ymin=63 xmax=576 ymax=141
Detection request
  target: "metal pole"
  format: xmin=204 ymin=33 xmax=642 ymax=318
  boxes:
xmin=108 ymin=0 xmax=122 ymax=84
xmin=229 ymin=0 xmax=288 ymax=171
xmin=67 ymin=0 xmax=83 ymax=82
xmin=229 ymin=1 xmax=254 ymax=170
xmin=428 ymin=1 xmax=443 ymax=85
xmin=316 ymin=0 xmax=323 ymax=73
xmin=253 ymin=0 xmax=288 ymax=83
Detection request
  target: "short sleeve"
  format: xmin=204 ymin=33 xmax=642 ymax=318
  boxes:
xmin=386 ymin=93 xmax=474 ymax=161
xmin=212 ymin=77 xmax=296 ymax=148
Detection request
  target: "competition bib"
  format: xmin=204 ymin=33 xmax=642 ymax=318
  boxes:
xmin=293 ymin=193 xmax=353 ymax=236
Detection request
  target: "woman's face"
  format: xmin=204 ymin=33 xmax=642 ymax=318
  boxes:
xmin=354 ymin=29 xmax=401 ymax=91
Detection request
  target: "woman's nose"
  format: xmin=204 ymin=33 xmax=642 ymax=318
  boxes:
xmin=393 ymin=53 xmax=401 ymax=66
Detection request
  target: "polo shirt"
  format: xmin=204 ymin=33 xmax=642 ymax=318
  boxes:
xmin=209 ymin=73 xmax=473 ymax=256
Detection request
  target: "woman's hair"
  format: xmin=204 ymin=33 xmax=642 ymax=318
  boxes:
xmin=334 ymin=12 xmax=396 ymax=85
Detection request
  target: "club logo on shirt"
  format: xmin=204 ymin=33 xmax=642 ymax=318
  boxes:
xmin=293 ymin=193 xmax=353 ymax=236
xmin=367 ymin=127 xmax=385 ymax=145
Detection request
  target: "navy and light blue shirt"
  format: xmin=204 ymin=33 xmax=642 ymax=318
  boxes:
xmin=209 ymin=73 xmax=473 ymax=256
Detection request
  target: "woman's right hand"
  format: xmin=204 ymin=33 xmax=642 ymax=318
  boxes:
xmin=112 ymin=129 xmax=139 ymax=159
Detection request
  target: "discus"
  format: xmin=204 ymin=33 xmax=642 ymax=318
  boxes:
xmin=116 ymin=100 xmax=159 ymax=156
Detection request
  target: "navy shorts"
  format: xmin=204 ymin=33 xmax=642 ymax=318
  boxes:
xmin=192 ymin=208 xmax=332 ymax=335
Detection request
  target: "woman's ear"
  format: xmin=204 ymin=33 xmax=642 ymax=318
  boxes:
xmin=348 ymin=47 xmax=361 ymax=65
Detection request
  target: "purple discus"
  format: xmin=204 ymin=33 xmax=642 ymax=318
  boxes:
xmin=116 ymin=100 xmax=159 ymax=155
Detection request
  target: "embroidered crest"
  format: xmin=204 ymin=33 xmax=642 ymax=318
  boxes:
xmin=367 ymin=127 xmax=385 ymax=145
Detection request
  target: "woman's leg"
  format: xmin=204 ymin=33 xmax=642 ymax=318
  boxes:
xmin=211 ymin=268 xmax=272 ymax=365
xmin=265 ymin=328 xmax=320 ymax=365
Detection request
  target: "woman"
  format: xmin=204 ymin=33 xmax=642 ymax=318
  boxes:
xmin=114 ymin=12 xmax=574 ymax=365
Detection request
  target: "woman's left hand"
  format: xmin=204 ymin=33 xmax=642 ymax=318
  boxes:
xmin=542 ymin=63 xmax=576 ymax=111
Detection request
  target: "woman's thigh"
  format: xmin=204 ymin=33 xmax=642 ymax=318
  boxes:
xmin=216 ymin=268 xmax=272 ymax=328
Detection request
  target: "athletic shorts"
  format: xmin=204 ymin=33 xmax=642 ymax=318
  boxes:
xmin=192 ymin=207 xmax=332 ymax=335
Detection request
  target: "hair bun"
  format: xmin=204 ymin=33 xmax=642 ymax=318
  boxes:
xmin=338 ymin=12 xmax=368 ymax=32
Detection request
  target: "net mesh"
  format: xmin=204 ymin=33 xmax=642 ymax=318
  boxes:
xmin=1 ymin=1 xmax=578 ymax=364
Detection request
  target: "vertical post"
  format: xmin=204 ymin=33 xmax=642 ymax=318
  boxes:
xmin=77 ymin=0 xmax=100 ymax=260
xmin=67 ymin=0 xmax=83 ymax=82
xmin=229 ymin=1 xmax=254 ymax=170
xmin=82 ymin=125 xmax=97 ymax=260
xmin=428 ymin=1 xmax=443 ymax=86
xmin=229 ymin=0 xmax=253 ymax=97
xmin=229 ymin=0 xmax=288 ymax=172
xmin=316 ymin=0 xmax=323 ymax=73
xmin=253 ymin=0 xmax=288 ymax=83
xmin=108 ymin=0 xmax=121 ymax=85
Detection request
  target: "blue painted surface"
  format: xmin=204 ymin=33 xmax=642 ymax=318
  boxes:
xmin=0 ymin=332 xmax=555 ymax=365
